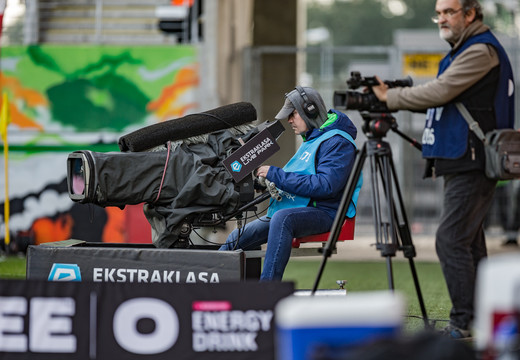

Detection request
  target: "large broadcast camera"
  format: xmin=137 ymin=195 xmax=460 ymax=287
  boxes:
xmin=66 ymin=102 xmax=285 ymax=249
xmin=333 ymin=71 xmax=413 ymax=138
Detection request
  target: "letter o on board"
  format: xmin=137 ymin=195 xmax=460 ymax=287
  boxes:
xmin=113 ymin=298 xmax=179 ymax=354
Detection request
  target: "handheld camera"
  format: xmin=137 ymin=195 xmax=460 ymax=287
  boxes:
xmin=333 ymin=71 xmax=413 ymax=113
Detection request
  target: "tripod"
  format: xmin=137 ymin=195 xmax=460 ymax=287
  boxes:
xmin=312 ymin=112 xmax=430 ymax=328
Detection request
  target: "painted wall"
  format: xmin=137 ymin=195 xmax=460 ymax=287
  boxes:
xmin=0 ymin=45 xmax=199 ymax=250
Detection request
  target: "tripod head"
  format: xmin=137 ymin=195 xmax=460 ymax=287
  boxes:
xmin=361 ymin=111 xmax=422 ymax=151
xmin=361 ymin=112 xmax=396 ymax=139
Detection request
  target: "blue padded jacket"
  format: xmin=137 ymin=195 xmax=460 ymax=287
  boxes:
xmin=266 ymin=109 xmax=358 ymax=220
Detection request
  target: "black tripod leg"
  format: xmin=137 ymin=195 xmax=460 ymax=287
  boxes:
xmin=407 ymin=258 xmax=430 ymax=328
xmin=382 ymin=157 xmax=397 ymax=292
xmin=369 ymin=143 xmax=399 ymax=292
xmin=385 ymin=148 xmax=431 ymax=328
xmin=311 ymin=137 xmax=431 ymax=329
xmin=386 ymin=257 xmax=395 ymax=290
xmin=369 ymin=141 xmax=430 ymax=328
xmin=311 ymin=143 xmax=367 ymax=294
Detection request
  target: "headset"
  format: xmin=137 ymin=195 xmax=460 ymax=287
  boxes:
xmin=295 ymin=85 xmax=319 ymax=119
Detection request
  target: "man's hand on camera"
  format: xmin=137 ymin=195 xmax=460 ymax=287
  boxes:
xmin=256 ymin=165 xmax=270 ymax=179
xmin=372 ymin=76 xmax=389 ymax=102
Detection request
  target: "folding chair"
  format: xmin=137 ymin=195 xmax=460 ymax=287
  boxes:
xmin=292 ymin=217 xmax=355 ymax=248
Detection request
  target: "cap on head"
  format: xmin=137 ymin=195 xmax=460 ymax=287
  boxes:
xmin=274 ymin=86 xmax=328 ymax=130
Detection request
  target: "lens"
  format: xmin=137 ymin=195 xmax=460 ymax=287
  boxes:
xmin=67 ymin=152 xmax=92 ymax=202
xmin=71 ymin=158 xmax=85 ymax=195
xmin=345 ymin=91 xmax=365 ymax=110
xmin=345 ymin=91 xmax=389 ymax=113
xmin=390 ymin=76 xmax=413 ymax=88
xmin=333 ymin=91 xmax=347 ymax=109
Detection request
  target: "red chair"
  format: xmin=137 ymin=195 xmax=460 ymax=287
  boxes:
xmin=292 ymin=217 xmax=355 ymax=248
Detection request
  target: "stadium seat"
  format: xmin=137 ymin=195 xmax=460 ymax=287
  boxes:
xmin=292 ymin=217 xmax=355 ymax=248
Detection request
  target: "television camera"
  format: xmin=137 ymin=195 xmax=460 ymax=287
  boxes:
xmin=333 ymin=71 xmax=413 ymax=113
xmin=66 ymin=103 xmax=285 ymax=249
xmin=333 ymin=71 xmax=413 ymax=138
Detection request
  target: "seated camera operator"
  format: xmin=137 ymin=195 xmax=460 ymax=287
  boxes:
xmin=219 ymin=86 xmax=361 ymax=281
xmin=372 ymin=0 xmax=515 ymax=339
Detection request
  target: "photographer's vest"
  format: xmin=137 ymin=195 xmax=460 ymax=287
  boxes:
xmin=266 ymin=129 xmax=362 ymax=219
xmin=422 ymin=31 xmax=515 ymax=159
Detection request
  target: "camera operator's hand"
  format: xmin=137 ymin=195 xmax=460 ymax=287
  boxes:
xmin=256 ymin=165 xmax=271 ymax=179
xmin=371 ymin=76 xmax=389 ymax=102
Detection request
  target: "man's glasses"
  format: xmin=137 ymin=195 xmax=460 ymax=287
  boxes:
xmin=431 ymin=8 xmax=464 ymax=23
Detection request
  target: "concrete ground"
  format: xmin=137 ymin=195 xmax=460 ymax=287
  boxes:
xmin=200 ymin=223 xmax=520 ymax=262
xmin=330 ymin=226 xmax=520 ymax=262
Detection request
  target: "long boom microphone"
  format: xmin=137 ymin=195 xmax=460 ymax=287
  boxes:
xmin=118 ymin=102 xmax=257 ymax=152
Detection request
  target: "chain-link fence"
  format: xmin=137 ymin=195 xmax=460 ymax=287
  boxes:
xmin=242 ymin=34 xmax=520 ymax=236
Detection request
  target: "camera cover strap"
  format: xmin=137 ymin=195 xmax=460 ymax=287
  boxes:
xmin=154 ymin=141 xmax=172 ymax=203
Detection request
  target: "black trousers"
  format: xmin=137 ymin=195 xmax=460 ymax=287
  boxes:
xmin=436 ymin=170 xmax=497 ymax=330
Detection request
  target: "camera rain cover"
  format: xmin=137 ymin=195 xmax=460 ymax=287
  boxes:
xmin=67 ymin=126 xmax=257 ymax=248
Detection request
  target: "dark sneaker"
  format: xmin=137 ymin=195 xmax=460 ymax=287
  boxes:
xmin=502 ymin=239 xmax=518 ymax=247
xmin=440 ymin=325 xmax=471 ymax=339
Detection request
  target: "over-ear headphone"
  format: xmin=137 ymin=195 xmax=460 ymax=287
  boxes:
xmin=295 ymin=86 xmax=319 ymax=119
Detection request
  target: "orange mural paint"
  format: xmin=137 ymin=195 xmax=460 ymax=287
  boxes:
xmin=0 ymin=74 xmax=46 ymax=130
xmin=102 ymin=207 xmax=126 ymax=243
xmin=32 ymin=214 xmax=73 ymax=245
xmin=147 ymin=66 xmax=199 ymax=120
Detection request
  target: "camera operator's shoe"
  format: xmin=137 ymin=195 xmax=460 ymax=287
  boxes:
xmin=440 ymin=324 xmax=471 ymax=339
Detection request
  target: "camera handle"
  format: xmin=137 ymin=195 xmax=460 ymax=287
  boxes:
xmin=311 ymin=135 xmax=431 ymax=329
xmin=362 ymin=112 xmax=422 ymax=151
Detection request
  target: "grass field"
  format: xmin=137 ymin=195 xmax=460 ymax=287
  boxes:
xmin=284 ymin=258 xmax=451 ymax=332
xmin=0 ymin=254 xmax=450 ymax=333
xmin=0 ymin=255 xmax=27 ymax=279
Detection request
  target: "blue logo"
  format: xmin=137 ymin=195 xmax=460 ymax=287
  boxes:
xmin=48 ymin=263 xmax=82 ymax=282
xmin=231 ymin=161 xmax=242 ymax=172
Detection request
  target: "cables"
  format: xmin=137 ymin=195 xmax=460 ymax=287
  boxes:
xmin=257 ymin=176 xmax=281 ymax=202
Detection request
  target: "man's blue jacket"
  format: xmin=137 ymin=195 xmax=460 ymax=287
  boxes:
xmin=265 ymin=109 xmax=359 ymax=220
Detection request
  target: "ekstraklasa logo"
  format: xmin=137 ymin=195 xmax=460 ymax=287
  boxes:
xmin=48 ymin=263 xmax=82 ymax=281
xmin=231 ymin=161 xmax=242 ymax=172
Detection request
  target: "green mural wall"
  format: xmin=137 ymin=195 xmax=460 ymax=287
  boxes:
xmin=0 ymin=45 xmax=199 ymax=248
xmin=1 ymin=45 xmax=199 ymax=143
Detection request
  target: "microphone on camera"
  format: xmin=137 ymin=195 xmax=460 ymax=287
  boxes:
xmin=118 ymin=102 xmax=257 ymax=152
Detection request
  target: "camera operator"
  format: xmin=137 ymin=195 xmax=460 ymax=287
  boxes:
xmin=219 ymin=86 xmax=362 ymax=281
xmin=372 ymin=0 xmax=515 ymax=339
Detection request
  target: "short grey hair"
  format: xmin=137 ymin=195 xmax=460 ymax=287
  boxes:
xmin=460 ymin=0 xmax=483 ymax=21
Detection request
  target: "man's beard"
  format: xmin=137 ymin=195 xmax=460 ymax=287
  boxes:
xmin=439 ymin=24 xmax=463 ymax=44
xmin=439 ymin=27 xmax=454 ymax=42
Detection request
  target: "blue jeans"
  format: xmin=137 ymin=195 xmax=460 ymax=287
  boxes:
xmin=219 ymin=207 xmax=334 ymax=281
xmin=436 ymin=171 xmax=496 ymax=330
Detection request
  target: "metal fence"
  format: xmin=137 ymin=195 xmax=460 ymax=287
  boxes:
xmin=242 ymin=36 xmax=520 ymax=236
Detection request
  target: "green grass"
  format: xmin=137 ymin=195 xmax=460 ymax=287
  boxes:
xmin=283 ymin=258 xmax=451 ymax=332
xmin=0 ymin=255 xmax=27 ymax=279
xmin=0 ymin=255 xmax=449 ymax=332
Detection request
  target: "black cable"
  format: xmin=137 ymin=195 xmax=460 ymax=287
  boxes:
xmin=191 ymin=194 xmax=271 ymax=248
xmin=190 ymin=228 xmax=223 ymax=246
xmin=232 ymin=214 xmax=248 ymax=250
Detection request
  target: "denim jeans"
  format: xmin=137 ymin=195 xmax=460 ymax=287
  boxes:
xmin=219 ymin=207 xmax=334 ymax=281
xmin=436 ymin=171 xmax=496 ymax=330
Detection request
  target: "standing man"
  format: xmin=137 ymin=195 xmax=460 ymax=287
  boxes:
xmin=220 ymin=86 xmax=362 ymax=281
xmin=372 ymin=0 xmax=515 ymax=339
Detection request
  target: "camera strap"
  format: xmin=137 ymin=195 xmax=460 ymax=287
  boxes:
xmin=455 ymin=102 xmax=487 ymax=144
